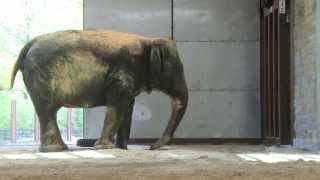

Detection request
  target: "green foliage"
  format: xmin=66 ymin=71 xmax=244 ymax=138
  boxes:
xmin=0 ymin=0 xmax=83 ymax=131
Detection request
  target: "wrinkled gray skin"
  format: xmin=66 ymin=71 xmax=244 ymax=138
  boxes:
xmin=10 ymin=29 xmax=188 ymax=152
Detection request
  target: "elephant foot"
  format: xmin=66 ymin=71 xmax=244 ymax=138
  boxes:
xmin=94 ymin=140 xmax=114 ymax=149
xmin=115 ymin=143 xmax=128 ymax=150
xmin=115 ymin=139 xmax=128 ymax=150
xmin=39 ymin=143 xmax=68 ymax=152
xmin=150 ymin=135 xmax=171 ymax=150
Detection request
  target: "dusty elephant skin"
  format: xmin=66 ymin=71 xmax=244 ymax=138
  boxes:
xmin=10 ymin=29 xmax=189 ymax=152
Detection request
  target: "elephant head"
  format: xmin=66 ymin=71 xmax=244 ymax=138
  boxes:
xmin=145 ymin=38 xmax=189 ymax=149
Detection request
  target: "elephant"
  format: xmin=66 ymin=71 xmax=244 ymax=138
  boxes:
xmin=10 ymin=29 xmax=188 ymax=152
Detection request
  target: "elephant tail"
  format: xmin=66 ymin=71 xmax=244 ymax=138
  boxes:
xmin=10 ymin=39 xmax=35 ymax=89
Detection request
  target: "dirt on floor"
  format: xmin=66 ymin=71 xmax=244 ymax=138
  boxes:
xmin=0 ymin=145 xmax=319 ymax=180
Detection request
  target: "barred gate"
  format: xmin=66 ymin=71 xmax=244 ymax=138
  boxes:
xmin=260 ymin=0 xmax=291 ymax=145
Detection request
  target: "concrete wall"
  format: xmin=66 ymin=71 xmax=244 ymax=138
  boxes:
xmin=292 ymin=0 xmax=320 ymax=149
xmin=83 ymin=0 xmax=260 ymax=139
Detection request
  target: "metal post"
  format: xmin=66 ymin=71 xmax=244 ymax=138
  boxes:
xmin=67 ymin=108 xmax=73 ymax=142
xmin=171 ymin=0 xmax=174 ymax=39
xmin=34 ymin=113 xmax=40 ymax=142
xmin=10 ymin=99 xmax=17 ymax=143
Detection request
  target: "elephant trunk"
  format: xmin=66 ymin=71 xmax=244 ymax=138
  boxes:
xmin=150 ymin=77 xmax=188 ymax=149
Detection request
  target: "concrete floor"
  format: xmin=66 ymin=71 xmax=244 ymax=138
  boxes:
xmin=0 ymin=145 xmax=320 ymax=179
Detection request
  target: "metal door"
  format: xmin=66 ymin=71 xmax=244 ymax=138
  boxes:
xmin=260 ymin=0 xmax=291 ymax=145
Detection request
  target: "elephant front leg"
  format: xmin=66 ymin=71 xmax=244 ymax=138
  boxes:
xmin=94 ymin=106 xmax=118 ymax=149
xmin=116 ymin=99 xmax=135 ymax=149
xmin=95 ymin=101 xmax=132 ymax=149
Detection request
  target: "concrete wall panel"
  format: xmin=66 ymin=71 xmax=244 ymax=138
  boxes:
xmin=174 ymin=0 xmax=260 ymax=41
xmin=83 ymin=107 xmax=106 ymax=138
xmin=84 ymin=0 xmax=171 ymax=37
xmin=292 ymin=0 xmax=320 ymax=149
xmin=178 ymin=42 xmax=259 ymax=90
xmin=177 ymin=91 xmax=260 ymax=138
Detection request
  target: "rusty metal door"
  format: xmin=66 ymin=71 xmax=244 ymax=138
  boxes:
xmin=260 ymin=0 xmax=291 ymax=145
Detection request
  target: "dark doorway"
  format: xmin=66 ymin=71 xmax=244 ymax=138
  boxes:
xmin=260 ymin=0 xmax=292 ymax=145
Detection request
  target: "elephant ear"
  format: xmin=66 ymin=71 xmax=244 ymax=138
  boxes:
xmin=150 ymin=47 xmax=162 ymax=75
xmin=147 ymin=46 xmax=163 ymax=92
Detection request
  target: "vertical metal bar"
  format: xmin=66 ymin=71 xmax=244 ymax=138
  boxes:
xmin=83 ymin=0 xmax=85 ymax=30
xmin=277 ymin=0 xmax=283 ymax=144
xmin=260 ymin=2 xmax=265 ymax=140
xmin=268 ymin=13 xmax=273 ymax=138
xmin=278 ymin=0 xmax=292 ymax=144
xmin=10 ymin=99 xmax=17 ymax=143
xmin=67 ymin=108 xmax=73 ymax=142
xmin=272 ymin=9 xmax=278 ymax=139
xmin=264 ymin=15 xmax=269 ymax=139
xmin=272 ymin=12 xmax=276 ymax=139
xmin=34 ymin=113 xmax=40 ymax=142
xmin=274 ymin=10 xmax=280 ymax=138
xmin=171 ymin=0 xmax=174 ymax=39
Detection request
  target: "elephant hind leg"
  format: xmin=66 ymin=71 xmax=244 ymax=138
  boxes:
xmin=33 ymin=103 xmax=67 ymax=152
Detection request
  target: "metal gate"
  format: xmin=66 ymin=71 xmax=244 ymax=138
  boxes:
xmin=260 ymin=0 xmax=291 ymax=145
